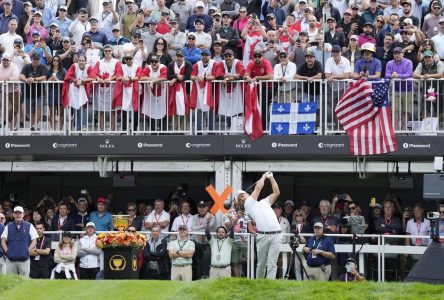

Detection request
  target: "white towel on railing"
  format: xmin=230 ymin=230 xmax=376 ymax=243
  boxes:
xmin=51 ymin=263 xmax=78 ymax=280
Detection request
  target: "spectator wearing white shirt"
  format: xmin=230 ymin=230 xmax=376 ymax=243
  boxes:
xmin=95 ymin=0 xmax=120 ymax=40
xmin=383 ymin=0 xmax=403 ymax=17
xmin=0 ymin=54 xmax=20 ymax=130
xmin=194 ymin=18 xmax=212 ymax=51
xmin=405 ymin=204 xmax=431 ymax=246
xmin=140 ymin=0 xmax=159 ymax=25
xmin=324 ymin=45 xmax=351 ymax=128
xmin=164 ymin=19 xmax=186 ymax=58
xmin=68 ymin=8 xmax=90 ymax=50
xmin=170 ymin=0 xmax=192 ymax=32
xmin=77 ymin=222 xmax=101 ymax=280
xmin=431 ymin=17 xmax=444 ymax=60
xmin=273 ymin=51 xmax=297 ymax=103
xmin=273 ymin=203 xmax=290 ymax=243
xmin=144 ymin=199 xmax=171 ymax=234
xmin=171 ymin=200 xmax=194 ymax=232
xmin=0 ymin=18 xmax=22 ymax=56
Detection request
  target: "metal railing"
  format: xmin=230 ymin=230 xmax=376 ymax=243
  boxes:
xmin=1 ymin=79 xmax=442 ymax=136
xmin=39 ymin=230 xmax=432 ymax=281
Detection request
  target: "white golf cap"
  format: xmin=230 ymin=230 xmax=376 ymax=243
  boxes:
xmin=314 ymin=222 xmax=324 ymax=228
xmin=14 ymin=206 xmax=24 ymax=213
xmin=85 ymin=222 xmax=95 ymax=228
xmin=235 ymin=190 xmax=247 ymax=199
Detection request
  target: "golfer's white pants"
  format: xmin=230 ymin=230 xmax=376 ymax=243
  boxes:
xmin=256 ymin=233 xmax=282 ymax=279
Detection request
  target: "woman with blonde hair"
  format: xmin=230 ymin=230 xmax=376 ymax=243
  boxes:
xmin=52 ymin=232 xmax=78 ymax=280
xmin=290 ymin=208 xmax=311 ymax=281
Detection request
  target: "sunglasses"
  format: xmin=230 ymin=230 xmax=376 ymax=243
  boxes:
xmin=267 ymin=17 xmax=274 ymax=20
xmin=32 ymin=57 xmax=40 ymax=60
xmin=104 ymin=50 xmax=112 ymax=52
xmin=188 ymin=37 xmax=195 ymax=40
xmin=152 ymin=60 xmax=159 ymax=63
xmin=157 ymin=42 xmax=164 ymax=45
xmin=128 ymin=208 xmax=135 ymax=211
xmin=176 ymin=54 xmax=184 ymax=58
xmin=224 ymin=54 xmax=232 ymax=57
xmin=349 ymin=206 xmax=356 ymax=210
xmin=59 ymin=9 xmax=67 ymax=12
xmin=295 ymin=214 xmax=303 ymax=217
xmin=240 ymin=11 xmax=246 ymax=13
xmin=376 ymin=19 xmax=384 ymax=23
xmin=432 ymin=6 xmax=441 ymax=9
xmin=53 ymin=59 xmax=60 ymax=62
xmin=127 ymin=230 xmax=136 ymax=233
xmin=254 ymin=54 xmax=262 ymax=58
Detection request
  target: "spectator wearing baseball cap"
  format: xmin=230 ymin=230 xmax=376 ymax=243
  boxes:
xmin=91 ymin=0 xmax=119 ymax=41
xmin=185 ymin=1 xmax=213 ymax=33
xmin=283 ymin=200 xmax=295 ymax=223
xmin=399 ymin=0 xmax=420 ymax=27
xmin=168 ymin=222 xmax=195 ymax=281
xmin=324 ymin=17 xmax=346 ymax=49
xmin=385 ymin=46 xmax=414 ymax=130
xmin=302 ymin=221 xmax=336 ymax=281
xmin=47 ymin=5 xmax=72 ymax=37
xmin=324 ymin=44 xmax=351 ymax=128
xmin=89 ymin=197 xmax=114 ymax=231
xmin=314 ymin=2 xmax=341 ymax=29
xmin=120 ymin=0 xmax=139 ymax=38
xmin=1 ymin=205 xmax=38 ymax=277
xmin=337 ymin=9 xmax=359 ymax=40
xmin=214 ymin=10 xmax=240 ymax=54
xmin=68 ymin=7 xmax=90 ymax=50
xmin=358 ymin=22 xmax=376 ymax=47
xmin=170 ymin=0 xmax=193 ymax=32
xmin=263 ymin=0 xmax=285 ymax=30
xmin=77 ymin=221 xmax=101 ymax=280
xmin=25 ymin=10 xmax=49 ymax=45
xmin=81 ymin=17 xmax=108 ymax=50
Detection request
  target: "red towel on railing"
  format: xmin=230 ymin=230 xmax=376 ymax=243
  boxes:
xmin=61 ymin=64 xmax=94 ymax=108
xmin=168 ymin=62 xmax=189 ymax=116
xmin=112 ymin=65 xmax=143 ymax=112
xmin=244 ymin=82 xmax=263 ymax=141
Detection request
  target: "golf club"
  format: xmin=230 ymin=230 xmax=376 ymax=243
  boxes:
xmin=224 ymin=172 xmax=273 ymax=209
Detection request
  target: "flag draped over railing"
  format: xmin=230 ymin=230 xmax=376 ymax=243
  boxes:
xmin=335 ymin=78 xmax=398 ymax=155
xmin=244 ymin=82 xmax=263 ymax=141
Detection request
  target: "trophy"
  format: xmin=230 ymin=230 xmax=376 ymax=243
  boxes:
xmin=112 ymin=215 xmax=131 ymax=232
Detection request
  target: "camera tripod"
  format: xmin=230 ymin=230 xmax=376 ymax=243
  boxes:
xmin=284 ymin=238 xmax=310 ymax=281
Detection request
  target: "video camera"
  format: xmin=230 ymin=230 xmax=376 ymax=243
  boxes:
xmin=289 ymin=235 xmax=300 ymax=251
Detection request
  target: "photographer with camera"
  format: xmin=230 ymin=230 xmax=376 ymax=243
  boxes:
xmin=302 ymin=222 xmax=336 ymax=281
xmin=339 ymin=257 xmax=365 ymax=282
xmin=236 ymin=171 xmax=281 ymax=279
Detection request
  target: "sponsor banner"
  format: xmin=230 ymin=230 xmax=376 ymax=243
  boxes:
xmin=0 ymin=136 xmax=223 ymax=156
xmin=0 ymin=135 xmax=443 ymax=158
xmin=224 ymin=136 xmax=349 ymax=156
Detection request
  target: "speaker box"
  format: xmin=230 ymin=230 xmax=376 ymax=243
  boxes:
xmin=113 ymin=174 xmax=136 ymax=188
xmin=423 ymin=174 xmax=444 ymax=199
xmin=389 ymin=175 xmax=414 ymax=189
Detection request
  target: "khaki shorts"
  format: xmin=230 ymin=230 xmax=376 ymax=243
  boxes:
xmin=392 ymin=92 xmax=413 ymax=113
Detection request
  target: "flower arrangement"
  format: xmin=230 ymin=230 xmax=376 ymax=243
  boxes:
xmin=96 ymin=232 xmax=146 ymax=250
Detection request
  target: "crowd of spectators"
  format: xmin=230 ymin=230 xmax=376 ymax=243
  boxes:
xmin=1 ymin=183 xmax=443 ymax=281
xmin=0 ymin=0 xmax=443 ymax=132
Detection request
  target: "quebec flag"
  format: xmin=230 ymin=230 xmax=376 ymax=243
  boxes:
xmin=270 ymin=102 xmax=317 ymax=135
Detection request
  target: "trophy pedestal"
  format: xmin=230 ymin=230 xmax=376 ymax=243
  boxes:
xmin=103 ymin=247 xmax=139 ymax=279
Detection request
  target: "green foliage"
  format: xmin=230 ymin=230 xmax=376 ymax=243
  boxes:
xmin=1 ymin=275 xmax=443 ymax=300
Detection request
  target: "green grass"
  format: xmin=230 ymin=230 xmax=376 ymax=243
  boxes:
xmin=1 ymin=275 xmax=444 ymax=300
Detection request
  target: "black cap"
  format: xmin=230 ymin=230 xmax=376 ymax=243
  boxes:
xmin=273 ymin=203 xmax=282 ymax=209
xmin=194 ymin=18 xmax=204 ymax=25
xmin=31 ymin=53 xmax=41 ymax=59
xmin=198 ymin=201 xmax=208 ymax=207
xmin=300 ymin=200 xmax=311 ymax=207
xmin=79 ymin=7 xmax=88 ymax=13
xmin=364 ymin=22 xmax=373 ymax=28
xmin=62 ymin=231 xmax=72 ymax=238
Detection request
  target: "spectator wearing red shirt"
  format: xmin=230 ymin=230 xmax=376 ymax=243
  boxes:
xmin=244 ymin=50 xmax=273 ymax=128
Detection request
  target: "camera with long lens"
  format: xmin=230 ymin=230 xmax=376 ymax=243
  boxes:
xmin=289 ymin=235 xmax=300 ymax=251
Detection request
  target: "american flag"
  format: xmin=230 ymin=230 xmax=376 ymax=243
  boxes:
xmin=335 ymin=78 xmax=398 ymax=155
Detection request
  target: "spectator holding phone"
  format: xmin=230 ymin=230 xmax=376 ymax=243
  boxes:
xmin=24 ymin=31 xmax=53 ymax=64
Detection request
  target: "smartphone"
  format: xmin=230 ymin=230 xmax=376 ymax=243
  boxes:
xmin=370 ymin=197 xmax=376 ymax=206
xmin=81 ymin=189 xmax=87 ymax=195
xmin=311 ymin=41 xmax=319 ymax=47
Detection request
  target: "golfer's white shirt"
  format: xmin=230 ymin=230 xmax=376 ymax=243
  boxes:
xmin=244 ymin=196 xmax=281 ymax=232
